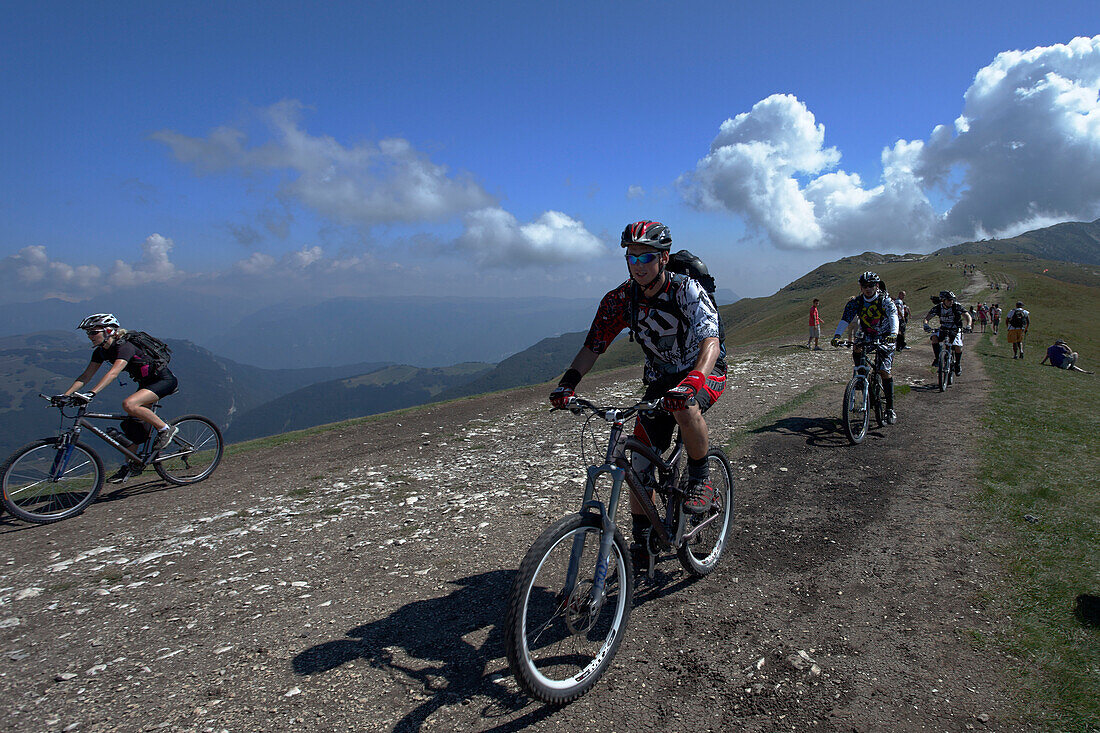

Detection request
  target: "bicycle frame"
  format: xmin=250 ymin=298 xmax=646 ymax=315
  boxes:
xmin=41 ymin=397 xmax=192 ymax=481
xmin=561 ymin=398 xmax=720 ymax=611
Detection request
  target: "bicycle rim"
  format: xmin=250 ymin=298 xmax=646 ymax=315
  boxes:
xmin=843 ymin=378 xmax=869 ymax=444
xmin=873 ymin=378 xmax=886 ymax=427
xmin=154 ymin=416 xmax=223 ymax=485
xmin=1 ymin=439 xmax=104 ymax=523
xmin=504 ymin=514 xmax=632 ymax=703
xmin=677 ymin=449 xmax=733 ymax=576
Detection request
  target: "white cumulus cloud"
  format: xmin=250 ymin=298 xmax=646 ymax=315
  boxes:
xmin=152 ymin=100 xmax=496 ymax=229
xmin=0 ymin=246 xmax=102 ymax=299
xmin=109 ymin=234 xmax=180 ymax=287
xmin=681 ymin=36 xmax=1100 ymax=251
xmin=454 ymin=208 xmax=605 ymax=266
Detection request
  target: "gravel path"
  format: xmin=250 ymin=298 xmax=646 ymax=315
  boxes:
xmin=0 ymin=331 xmax=1021 ymax=732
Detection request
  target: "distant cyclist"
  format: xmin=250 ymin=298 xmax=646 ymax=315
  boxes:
xmin=56 ymin=314 xmax=179 ymax=482
xmin=894 ymin=290 xmax=912 ymax=350
xmin=550 ymin=221 xmax=726 ymax=560
xmin=830 ymin=271 xmax=899 ymax=423
xmin=923 ymin=291 xmax=973 ymax=375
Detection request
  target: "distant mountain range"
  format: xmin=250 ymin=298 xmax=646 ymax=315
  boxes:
xmin=2 ymin=216 xmax=1096 ymax=457
xmin=936 ymin=217 xmax=1100 ymax=265
xmin=0 ymin=295 xmax=600 ymax=369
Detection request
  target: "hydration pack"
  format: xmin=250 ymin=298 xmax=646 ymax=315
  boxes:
xmin=1007 ymin=309 xmax=1026 ymax=329
xmin=121 ymin=330 xmax=172 ymax=372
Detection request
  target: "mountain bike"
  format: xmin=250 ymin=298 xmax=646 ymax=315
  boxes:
xmin=0 ymin=394 xmax=224 ymax=524
xmin=842 ymin=336 xmax=893 ymax=444
xmin=925 ymin=325 xmax=959 ymax=392
xmin=503 ymin=396 xmax=733 ymax=704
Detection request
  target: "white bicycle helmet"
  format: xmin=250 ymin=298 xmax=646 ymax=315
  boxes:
xmin=78 ymin=313 xmax=120 ymax=331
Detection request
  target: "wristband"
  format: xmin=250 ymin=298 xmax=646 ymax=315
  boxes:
xmin=559 ymin=368 xmax=582 ymax=390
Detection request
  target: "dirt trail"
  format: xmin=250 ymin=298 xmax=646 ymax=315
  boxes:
xmin=0 ymin=330 xmax=1022 ymax=732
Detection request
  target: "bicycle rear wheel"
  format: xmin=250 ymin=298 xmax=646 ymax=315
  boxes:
xmin=1 ymin=439 xmax=104 ymax=524
xmin=842 ymin=377 xmax=869 ymax=444
xmin=676 ymin=448 xmax=733 ymax=576
xmin=154 ymin=415 xmax=224 ymax=485
xmin=504 ymin=513 xmax=633 ymax=704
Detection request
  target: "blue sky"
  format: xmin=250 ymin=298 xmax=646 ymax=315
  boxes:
xmin=2 ymin=1 xmax=1099 ymax=305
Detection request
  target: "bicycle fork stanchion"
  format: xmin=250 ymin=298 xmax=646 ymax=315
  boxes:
xmin=564 ymin=462 xmax=626 ymax=616
xmin=49 ymin=440 xmax=76 ymax=482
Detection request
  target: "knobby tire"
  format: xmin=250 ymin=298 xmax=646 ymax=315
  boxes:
xmin=676 ymin=448 xmax=734 ymax=576
xmin=843 ymin=377 xmax=869 ymax=444
xmin=504 ymin=513 xmax=633 ymax=704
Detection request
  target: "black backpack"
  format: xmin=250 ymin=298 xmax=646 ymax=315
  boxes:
xmin=121 ymin=331 xmax=172 ymax=372
xmin=629 ymin=249 xmax=725 ymax=351
xmin=1007 ymin=309 xmax=1027 ymax=328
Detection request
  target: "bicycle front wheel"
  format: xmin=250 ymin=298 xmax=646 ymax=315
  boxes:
xmin=677 ymin=448 xmax=734 ymax=576
xmin=842 ymin=378 xmax=869 ymax=444
xmin=504 ymin=513 xmax=633 ymax=704
xmin=154 ymin=415 xmax=224 ymax=485
xmin=872 ymin=376 xmax=886 ymax=428
xmin=1 ymin=439 xmax=104 ymax=524
xmin=938 ymin=351 xmax=951 ymax=392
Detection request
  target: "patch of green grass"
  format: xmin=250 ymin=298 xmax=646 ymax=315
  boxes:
xmin=973 ymin=261 xmax=1100 ymax=730
xmin=731 ymin=383 xmax=831 ymax=448
xmin=288 ymin=487 xmax=313 ymax=497
xmin=320 ymin=507 xmax=342 ymax=516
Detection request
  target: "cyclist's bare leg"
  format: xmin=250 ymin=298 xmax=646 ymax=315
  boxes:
xmin=123 ymin=389 xmax=168 ymax=431
xmin=673 ymin=405 xmax=709 ymax=462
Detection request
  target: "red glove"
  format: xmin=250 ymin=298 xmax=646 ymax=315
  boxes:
xmin=550 ymin=385 xmax=574 ymax=409
xmin=664 ymin=371 xmax=706 ymax=411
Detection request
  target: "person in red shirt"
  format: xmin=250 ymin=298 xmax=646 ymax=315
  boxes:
xmin=807 ymin=298 xmax=823 ymax=350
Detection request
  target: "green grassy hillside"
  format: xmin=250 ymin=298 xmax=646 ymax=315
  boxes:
xmin=969 ymin=259 xmax=1099 ymax=730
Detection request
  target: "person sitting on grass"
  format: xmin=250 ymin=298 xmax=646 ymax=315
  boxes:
xmin=1040 ymin=339 xmax=1093 ymax=373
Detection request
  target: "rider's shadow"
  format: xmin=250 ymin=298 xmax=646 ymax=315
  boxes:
xmin=749 ymin=415 xmax=850 ymax=447
xmin=293 ymin=569 xmax=559 ymax=732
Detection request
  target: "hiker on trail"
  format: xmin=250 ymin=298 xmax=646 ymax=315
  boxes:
xmin=1005 ymin=301 xmax=1030 ymax=359
xmin=830 ymin=271 xmax=899 ymax=424
xmin=807 ymin=298 xmax=823 ymax=350
xmin=1040 ymin=340 xmax=1092 ymax=373
xmin=977 ymin=303 xmax=988 ymax=333
xmin=991 ymin=303 xmax=1001 ymax=335
xmin=550 ymin=220 xmax=727 ymax=565
xmin=894 ymin=290 xmax=911 ymax=350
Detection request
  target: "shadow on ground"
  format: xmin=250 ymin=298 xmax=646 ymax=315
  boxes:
xmin=292 ymin=569 xmax=559 ymax=732
xmin=748 ymin=415 xmax=848 ymax=448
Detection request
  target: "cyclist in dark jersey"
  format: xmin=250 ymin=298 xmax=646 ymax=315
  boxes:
xmin=830 ymin=271 xmax=900 ymax=423
xmin=56 ymin=314 xmax=180 ymax=482
xmin=922 ymin=291 xmax=972 ymax=374
xmin=550 ymin=221 xmax=727 ymax=559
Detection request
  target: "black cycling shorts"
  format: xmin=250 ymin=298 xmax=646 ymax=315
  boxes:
xmin=137 ymin=370 xmax=178 ymax=399
xmin=634 ymin=366 xmax=727 ymax=454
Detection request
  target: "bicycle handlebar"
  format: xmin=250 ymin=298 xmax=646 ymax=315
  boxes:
xmin=552 ymin=396 xmax=676 ymax=422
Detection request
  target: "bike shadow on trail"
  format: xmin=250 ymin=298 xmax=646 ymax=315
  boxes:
xmin=748 ymin=415 xmax=851 ymax=448
xmin=292 ymin=568 xmax=562 ymax=732
xmin=97 ymin=475 xmax=180 ymax=502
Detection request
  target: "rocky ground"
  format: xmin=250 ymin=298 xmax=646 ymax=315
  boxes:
xmin=1 ymin=315 xmax=1025 ymax=731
